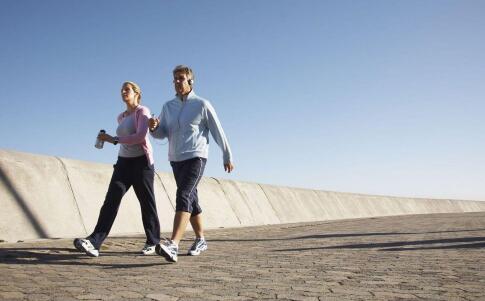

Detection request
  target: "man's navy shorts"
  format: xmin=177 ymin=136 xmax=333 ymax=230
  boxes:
xmin=170 ymin=157 xmax=207 ymax=216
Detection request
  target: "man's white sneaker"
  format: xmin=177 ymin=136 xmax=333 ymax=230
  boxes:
xmin=73 ymin=238 xmax=99 ymax=257
xmin=187 ymin=238 xmax=208 ymax=256
xmin=141 ymin=244 xmax=156 ymax=255
xmin=155 ymin=240 xmax=178 ymax=263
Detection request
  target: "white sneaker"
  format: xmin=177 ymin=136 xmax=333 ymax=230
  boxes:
xmin=141 ymin=244 xmax=156 ymax=255
xmin=155 ymin=240 xmax=178 ymax=263
xmin=73 ymin=238 xmax=99 ymax=257
xmin=187 ymin=238 xmax=208 ymax=256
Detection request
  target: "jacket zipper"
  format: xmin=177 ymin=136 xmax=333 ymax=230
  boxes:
xmin=178 ymin=98 xmax=186 ymax=129
xmin=176 ymin=97 xmax=186 ymax=155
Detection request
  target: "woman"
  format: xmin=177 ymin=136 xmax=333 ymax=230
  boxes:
xmin=74 ymin=81 xmax=160 ymax=257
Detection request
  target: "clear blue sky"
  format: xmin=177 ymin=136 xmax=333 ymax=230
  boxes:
xmin=1 ymin=1 xmax=484 ymax=201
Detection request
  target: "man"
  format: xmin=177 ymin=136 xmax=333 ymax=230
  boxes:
xmin=149 ymin=65 xmax=234 ymax=263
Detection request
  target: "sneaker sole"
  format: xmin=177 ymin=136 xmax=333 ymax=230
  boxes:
xmin=155 ymin=244 xmax=177 ymax=263
xmin=84 ymin=250 xmax=99 ymax=257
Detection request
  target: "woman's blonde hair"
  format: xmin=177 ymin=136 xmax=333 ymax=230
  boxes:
xmin=121 ymin=81 xmax=142 ymax=104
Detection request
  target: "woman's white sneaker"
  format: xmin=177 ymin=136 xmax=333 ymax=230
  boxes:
xmin=73 ymin=238 xmax=99 ymax=257
xmin=141 ymin=244 xmax=156 ymax=255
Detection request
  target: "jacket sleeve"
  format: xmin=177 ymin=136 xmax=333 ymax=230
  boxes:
xmin=205 ymin=101 xmax=232 ymax=164
xmin=118 ymin=107 xmax=150 ymax=145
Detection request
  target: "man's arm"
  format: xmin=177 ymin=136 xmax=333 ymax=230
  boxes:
xmin=205 ymin=101 xmax=234 ymax=172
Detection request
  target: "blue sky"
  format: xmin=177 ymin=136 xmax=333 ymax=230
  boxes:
xmin=1 ymin=1 xmax=484 ymax=201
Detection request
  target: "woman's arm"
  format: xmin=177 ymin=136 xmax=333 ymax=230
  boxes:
xmin=118 ymin=107 xmax=150 ymax=145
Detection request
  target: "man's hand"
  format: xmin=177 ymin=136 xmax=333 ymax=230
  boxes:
xmin=224 ymin=162 xmax=234 ymax=173
xmin=149 ymin=117 xmax=160 ymax=131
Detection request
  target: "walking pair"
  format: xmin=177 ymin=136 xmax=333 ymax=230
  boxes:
xmin=74 ymin=65 xmax=234 ymax=263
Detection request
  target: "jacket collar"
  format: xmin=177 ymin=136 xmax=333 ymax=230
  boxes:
xmin=177 ymin=90 xmax=196 ymax=102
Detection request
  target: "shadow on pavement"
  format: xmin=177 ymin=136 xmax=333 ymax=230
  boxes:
xmin=0 ymin=248 xmax=168 ymax=268
xmin=291 ymin=228 xmax=485 ymax=240
xmin=273 ymin=236 xmax=485 ymax=252
xmin=383 ymin=241 xmax=485 ymax=251
xmin=209 ymin=228 xmax=485 ymax=242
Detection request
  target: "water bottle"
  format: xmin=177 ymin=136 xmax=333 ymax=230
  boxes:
xmin=95 ymin=129 xmax=106 ymax=149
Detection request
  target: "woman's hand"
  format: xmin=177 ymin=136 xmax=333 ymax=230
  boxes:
xmin=97 ymin=132 xmax=116 ymax=144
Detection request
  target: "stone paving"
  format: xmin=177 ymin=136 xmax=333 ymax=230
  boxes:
xmin=1 ymin=212 xmax=485 ymax=301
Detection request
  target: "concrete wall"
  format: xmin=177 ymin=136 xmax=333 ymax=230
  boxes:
xmin=1 ymin=149 xmax=485 ymax=242
xmin=0 ymin=150 xmax=84 ymax=242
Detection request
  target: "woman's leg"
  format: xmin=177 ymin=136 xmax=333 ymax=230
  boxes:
xmin=88 ymin=159 xmax=131 ymax=249
xmin=132 ymin=157 xmax=160 ymax=246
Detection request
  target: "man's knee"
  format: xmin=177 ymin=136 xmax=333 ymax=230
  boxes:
xmin=175 ymin=202 xmax=192 ymax=213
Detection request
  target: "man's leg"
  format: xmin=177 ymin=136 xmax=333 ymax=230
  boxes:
xmin=171 ymin=158 xmax=206 ymax=243
xmin=187 ymin=210 xmax=208 ymax=256
xmin=190 ymin=213 xmax=204 ymax=239
xmin=186 ymin=175 xmax=207 ymax=256
xmin=171 ymin=211 xmax=191 ymax=244
xmin=156 ymin=158 xmax=206 ymax=262
xmin=189 ymin=188 xmax=204 ymax=238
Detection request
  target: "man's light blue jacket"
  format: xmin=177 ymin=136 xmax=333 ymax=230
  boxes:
xmin=150 ymin=90 xmax=232 ymax=164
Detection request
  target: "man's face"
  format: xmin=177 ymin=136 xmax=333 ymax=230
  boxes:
xmin=173 ymin=71 xmax=192 ymax=96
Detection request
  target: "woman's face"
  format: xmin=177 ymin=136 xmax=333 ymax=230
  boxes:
xmin=121 ymin=85 xmax=138 ymax=105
